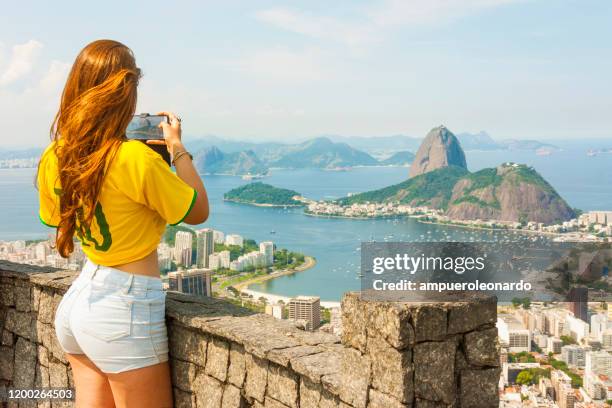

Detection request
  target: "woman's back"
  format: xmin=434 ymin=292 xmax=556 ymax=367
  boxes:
xmin=38 ymin=139 xmax=197 ymax=267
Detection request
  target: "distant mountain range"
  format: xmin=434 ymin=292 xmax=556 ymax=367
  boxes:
xmin=193 ymin=146 xmax=268 ymax=175
xmin=0 ymin=131 xmax=567 ymax=174
xmin=456 ymin=131 xmax=560 ymax=152
xmin=186 ymin=136 xmax=415 ymax=175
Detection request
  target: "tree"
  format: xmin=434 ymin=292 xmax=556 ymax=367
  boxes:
xmin=560 ymin=335 xmax=576 ymax=346
xmin=516 ymin=370 xmax=534 ymax=385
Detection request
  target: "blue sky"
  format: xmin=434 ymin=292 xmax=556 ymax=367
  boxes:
xmin=0 ymin=0 xmax=611 ymax=148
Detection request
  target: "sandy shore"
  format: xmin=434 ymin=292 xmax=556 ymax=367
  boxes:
xmin=233 ymin=256 xmax=341 ymax=308
xmin=233 ymin=256 xmax=316 ymax=292
xmin=241 ymin=288 xmax=341 ymax=309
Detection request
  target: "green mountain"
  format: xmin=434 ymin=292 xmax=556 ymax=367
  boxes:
xmin=379 ymin=151 xmax=415 ymax=166
xmin=193 ymin=146 xmax=268 ymax=175
xmin=267 ymin=137 xmax=379 ymax=169
xmin=338 ymin=166 xmax=469 ymax=209
xmin=224 ymin=182 xmax=303 ymax=206
xmin=446 ymin=163 xmax=575 ymax=225
xmin=338 ymin=163 xmax=575 ymax=225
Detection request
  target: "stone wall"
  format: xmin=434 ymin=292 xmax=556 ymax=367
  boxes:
xmin=0 ymin=260 xmax=500 ymax=407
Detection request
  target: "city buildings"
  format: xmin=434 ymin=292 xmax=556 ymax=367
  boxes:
xmin=225 ymin=234 xmax=244 ymax=247
xmin=167 ymin=268 xmax=212 ymax=297
xmin=288 ymin=296 xmax=321 ymax=331
xmin=209 ymin=250 xmax=230 ymax=270
xmin=264 ymin=303 xmax=284 ymax=319
xmin=497 ymin=314 xmax=530 ymax=352
xmin=259 ymin=241 xmax=274 ymax=266
xmin=567 ymin=287 xmax=589 ymax=323
xmin=561 ymin=345 xmax=588 ymax=368
xmin=196 ymin=228 xmax=214 ymax=268
xmin=174 ymin=231 xmax=193 ymax=266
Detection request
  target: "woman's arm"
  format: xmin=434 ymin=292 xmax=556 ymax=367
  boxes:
xmin=148 ymin=111 xmax=209 ymax=225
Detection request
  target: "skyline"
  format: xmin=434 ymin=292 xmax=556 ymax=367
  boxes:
xmin=1 ymin=1 xmax=611 ymax=148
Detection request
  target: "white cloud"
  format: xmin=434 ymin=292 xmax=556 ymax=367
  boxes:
xmin=0 ymin=40 xmax=43 ymax=86
xmin=255 ymin=8 xmax=377 ymax=50
xmin=256 ymin=0 xmax=524 ymax=49
xmin=233 ymin=47 xmax=330 ymax=82
xmin=39 ymin=60 xmax=70 ymax=93
xmin=369 ymin=0 xmax=524 ymax=27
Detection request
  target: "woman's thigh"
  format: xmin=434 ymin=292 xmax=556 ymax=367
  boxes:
xmin=66 ymin=353 xmax=115 ymax=408
xmin=107 ymin=361 xmax=173 ymax=408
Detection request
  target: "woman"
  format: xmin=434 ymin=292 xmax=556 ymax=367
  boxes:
xmin=37 ymin=39 xmax=209 ymax=407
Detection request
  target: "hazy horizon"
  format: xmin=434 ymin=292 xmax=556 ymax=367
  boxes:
xmin=1 ymin=1 xmax=611 ymax=148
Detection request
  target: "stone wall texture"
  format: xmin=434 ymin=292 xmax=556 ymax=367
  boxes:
xmin=0 ymin=260 xmax=500 ymax=407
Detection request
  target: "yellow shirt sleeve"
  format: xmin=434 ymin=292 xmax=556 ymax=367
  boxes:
xmin=125 ymin=144 xmax=197 ymax=225
xmin=37 ymin=145 xmax=61 ymax=228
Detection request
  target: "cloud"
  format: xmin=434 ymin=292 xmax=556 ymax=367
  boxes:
xmin=256 ymin=0 xmax=524 ymax=48
xmin=255 ymin=9 xmax=377 ymax=50
xmin=0 ymin=40 xmax=43 ymax=86
xmin=369 ymin=0 xmax=524 ymax=27
xmin=39 ymin=60 xmax=70 ymax=93
xmin=232 ymin=47 xmax=330 ymax=82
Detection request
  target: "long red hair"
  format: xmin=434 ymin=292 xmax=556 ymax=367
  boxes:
xmin=46 ymin=40 xmax=140 ymax=257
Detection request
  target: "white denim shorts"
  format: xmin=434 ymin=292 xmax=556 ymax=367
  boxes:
xmin=54 ymin=259 xmax=168 ymax=373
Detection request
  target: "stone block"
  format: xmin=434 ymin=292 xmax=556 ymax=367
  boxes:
xmin=205 ymin=337 xmax=229 ymax=382
xmin=460 ymin=368 xmax=500 ymax=408
xmin=300 ymin=378 xmax=323 ymax=408
xmin=340 ymin=292 xmax=367 ymax=352
xmin=447 ymin=298 xmax=496 ymax=335
xmin=464 ymin=327 xmax=499 ymax=367
xmin=0 ymin=345 xmax=13 ymax=381
xmin=336 ymin=348 xmax=370 ymax=408
xmin=367 ymin=335 xmax=413 ymax=403
xmin=169 ymin=324 xmax=208 ymax=365
xmin=172 ymin=360 xmax=198 ymax=392
xmin=368 ymin=389 xmax=409 ymax=408
xmin=244 ymin=353 xmax=268 ymax=403
xmin=32 ymin=287 xmax=41 ymax=312
xmin=415 ymin=399 xmax=448 ymax=408
xmin=1 ymin=330 xmax=13 ymax=346
xmin=35 ymin=363 xmax=50 ymax=388
xmin=14 ymin=285 xmax=31 ymax=312
xmin=263 ymin=397 xmax=290 ymax=408
xmin=49 ymin=359 xmax=68 ymax=388
xmin=37 ymin=291 xmax=56 ymax=325
xmin=413 ymin=341 xmax=455 ymax=404
xmin=14 ymin=337 xmax=36 ymax=388
xmin=5 ymin=309 xmax=33 ymax=339
xmin=174 ymin=388 xmax=196 ymax=408
xmin=193 ymin=373 xmax=223 ymax=408
xmin=411 ymin=304 xmax=447 ymax=342
xmin=38 ymin=345 xmax=49 ymax=367
xmin=266 ymin=364 xmax=298 ymax=408
xmin=290 ymin=350 xmax=340 ymax=384
xmin=0 ymin=283 xmax=14 ymax=306
xmin=228 ymin=343 xmax=246 ymax=387
xmin=221 ymin=383 xmax=242 ymax=408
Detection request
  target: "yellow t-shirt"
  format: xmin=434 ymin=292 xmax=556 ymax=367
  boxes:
xmin=38 ymin=140 xmax=197 ymax=266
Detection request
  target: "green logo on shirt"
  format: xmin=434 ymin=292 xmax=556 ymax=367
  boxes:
xmin=54 ymin=188 xmax=112 ymax=251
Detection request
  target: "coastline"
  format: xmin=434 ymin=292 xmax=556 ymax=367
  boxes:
xmin=234 ymin=255 xmax=316 ymax=292
xmin=416 ymin=219 xmax=564 ymax=237
xmin=223 ymin=198 xmax=305 ymax=208
xmin=235 ymin=255 xmax=344 ymax=308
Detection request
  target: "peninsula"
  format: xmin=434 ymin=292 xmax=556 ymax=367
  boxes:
xmin=224 ymin=182 xmax=305 ymax=207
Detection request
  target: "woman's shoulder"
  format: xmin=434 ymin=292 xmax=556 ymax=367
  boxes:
xmin=40 ymin=141 xmax=59 ymax=166
xmin=116 ymin=140 xmax=160 ymax=162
